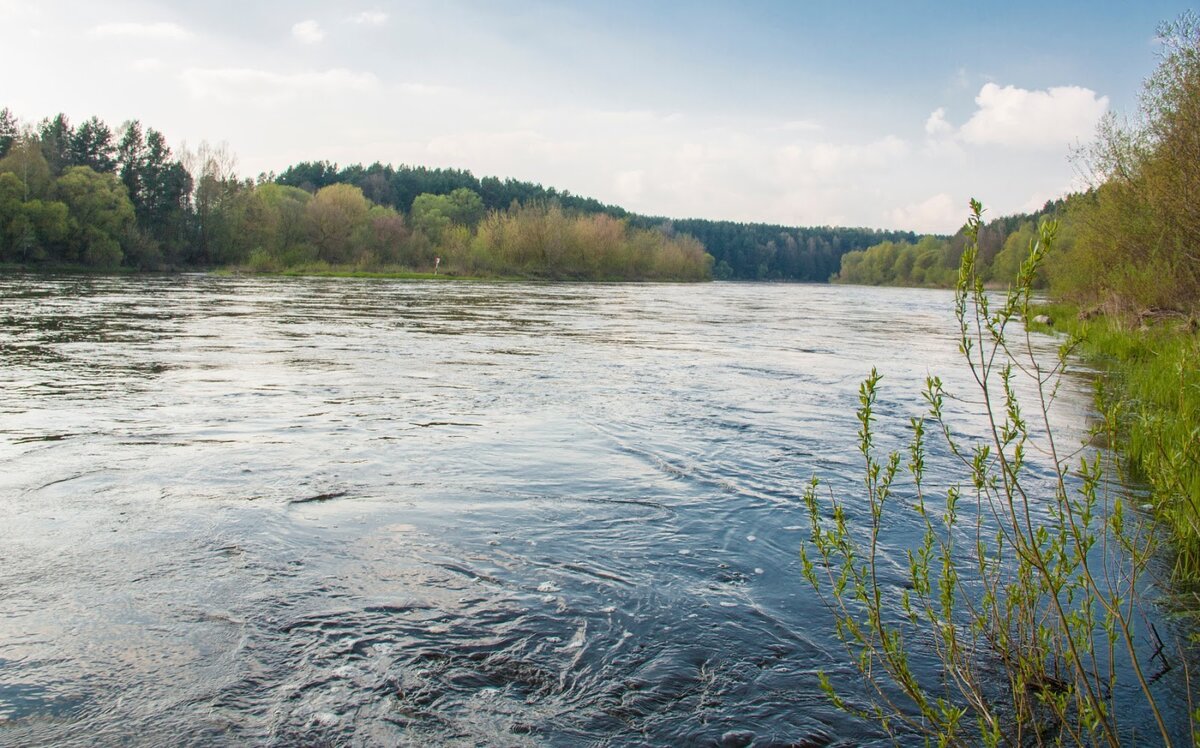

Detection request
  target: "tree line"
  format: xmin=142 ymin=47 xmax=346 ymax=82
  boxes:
xmin=277 ymin=159 xmax=920 ymax=282
xmin=834 ymin=197 xmax=1073 ymax=288
xmin=0 ymin=112 xmax=709 ymax=280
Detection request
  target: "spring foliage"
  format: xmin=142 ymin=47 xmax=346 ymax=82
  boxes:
xmin=0 ymin=112 xmax=712 ymax=280
xmin=803 ymin=201 xmax=1189 ymax=746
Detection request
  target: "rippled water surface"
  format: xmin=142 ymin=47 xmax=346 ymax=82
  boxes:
xmin=0 ymin=275 xmax=1151 ymax=745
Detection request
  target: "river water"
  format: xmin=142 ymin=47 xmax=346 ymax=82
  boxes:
xmin=0 ymin=276 xmax=1184 ymax=746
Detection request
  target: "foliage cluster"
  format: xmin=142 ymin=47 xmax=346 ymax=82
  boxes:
xmin=237 ymin=183 xmax=710 ymax=281
xmin=834 ymin=197 xmax=1074 ymax=288
xmin=2 ymin=111 xmax=918 ymax=281
xmin=276 ymin=158 xmax=918 ymax=282
xmin=0 ymin=111 xmax=711 ymax=280
xmin=1049 ymin=14 xmax=1200 ymax=315
xmin=0 ymin=114 xmax=190 ymax=269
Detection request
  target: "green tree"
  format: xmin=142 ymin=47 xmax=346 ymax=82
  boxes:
xmin=139 ymin=129 xmax=192 ymax=256
xmin=0 ymin=107 xmax=17 ymax=158
xmin=0 ymin=137 xmax=53 ymax=200
xmin=117 ymin=121 xmax=146 ymax=210
xmin=0 ymin=173 xmax=37 ymax=261
xmin=354 ymin=204 xmax=410 ymax=265
xmin=186 ymin=141 xmax=244 ymax=265
xmin=37 ymin=113 xmax=72 ymax=176
xmin=409 ymin=192 xmax=453 ymax=240
xmin=68 ymin=117 xmax=117 ymax=173
xmin=276 ymin=160 xmax=340 ymax=193
xmin=55 ymin=166 xmax=135 ymax=268
xmin=444 ymin=187 xmax=485 ymax=227
xmin=1060 ymin=12 xmax=1200 ymax=313
xmin=255 ymin=183 xmax=312 ymax=258
xmin=0 ymin=172 xmax=69 ymax=263
xmin=304 ymin=183 xmax=370 ymax=263
xmin=989 ymin=220 xmax=1036 ymax=285
xmin=410 ymin=188 xmax=485 ymax=240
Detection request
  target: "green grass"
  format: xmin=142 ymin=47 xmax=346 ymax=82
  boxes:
xmin=1031 ymin=302 xmax=1200 ymax=580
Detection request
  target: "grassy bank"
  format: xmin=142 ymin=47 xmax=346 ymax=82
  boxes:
xmin=1032 ymin=302 xmax=1200 ymax=580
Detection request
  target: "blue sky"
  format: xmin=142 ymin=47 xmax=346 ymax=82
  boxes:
xmin=1 ymin=1 xmax=1193 ymax=232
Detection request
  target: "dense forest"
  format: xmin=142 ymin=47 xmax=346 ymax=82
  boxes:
xmin=0 ymin=109 xmax=917 ymax=281
xmin=277 ymin=159 xmax=917 ymax=281
xmin=0 ymin=113 xmax=711 ymax=281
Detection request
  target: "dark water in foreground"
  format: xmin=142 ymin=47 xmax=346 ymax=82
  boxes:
xmin=0 ymin=276 xmax=1184 ymax=746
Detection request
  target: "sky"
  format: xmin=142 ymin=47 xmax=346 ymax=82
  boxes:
xmin=1 ymin=0 xmax=1194 ymax=233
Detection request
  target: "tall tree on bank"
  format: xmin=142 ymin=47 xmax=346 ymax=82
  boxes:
xmin=1052 ymin=12 xmax=1200 ymax=313
xmin=38 ymin=113 xmax=72 ymax=177
xmin=55 ymin=166 xmax=135 ymax=268
xmin=68 ymin=117 xmax=117 ymax=174
xmin=0 ymin=108 xmax=17 ymax=159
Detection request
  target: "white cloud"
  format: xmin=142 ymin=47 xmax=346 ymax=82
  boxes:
xmin=959 ymin=83 xmax=1108 ymax=148
xmin=0 ymin=0 xmax=38 ymax=22
xmin=782 ymin=135 xmax=909 ymax=176
xmin=90 ymin=21 xmax=192 ymax=41
xmin=347 ymin=11 xmax=388 ymax=26
xmin=614 ymin=170 xmax=645 ymax=202
xmin=888 ymin=193 xmax=963 ymax=234
xmin=397 ymin=82 xmax=456 ymax=96
xmin=181 ymin=67 xmax=378 ymax=104
xmin=292 ymin=19 xmax=325 ymax=44
xmin=924 ymin=107 xmax=953 ymax=137
xmin=130 ymin=58 xmax=163 ymax=73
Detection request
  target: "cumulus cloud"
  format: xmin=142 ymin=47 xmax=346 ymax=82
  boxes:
xmin=959 ymin=83 xmax=1108 ymax=148
xmin=291 ymin=19 xmax=325 ymax=44
xmin=924 ymin=107 xmax=953 ymax=137
xmin=130 ymin=58 xmax=163 ymax=72
xmin=181 ymin=67 xmax=378 ymax=104
xmin=397 ymin=82 xmax=456 ymax=96
xmin=90 ymin=21 xmax=192 ymax=40
xmin=782 ymin=135 xmax=909 ymax=176
xmin=888 ymin=193 xmax=963 ymax=234
xmin=347 ymin=11 xmax=388 ymax=26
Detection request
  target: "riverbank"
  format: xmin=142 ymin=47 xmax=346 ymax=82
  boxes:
xmin=1032 ymin=302 xmax=1200 ymax=582
xmin=214 ymin=266 xmax=484 ymax=281
xmin=5 ymin=262 xmax=713 ymax=283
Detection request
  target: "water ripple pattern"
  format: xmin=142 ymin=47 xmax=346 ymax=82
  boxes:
xmin=0 ymin=275 xmax=1103 ymax=745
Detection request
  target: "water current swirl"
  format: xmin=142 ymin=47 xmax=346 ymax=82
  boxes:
xmin=0 ymin=275 xmax=1180 ymax=745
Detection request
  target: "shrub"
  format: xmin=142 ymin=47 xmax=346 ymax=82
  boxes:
xmin=801 ymin=201 xmax=1191 ymax=745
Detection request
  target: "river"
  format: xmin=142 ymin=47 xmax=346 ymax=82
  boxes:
xmin=0 ymin=276 xmax=1184 ymax=746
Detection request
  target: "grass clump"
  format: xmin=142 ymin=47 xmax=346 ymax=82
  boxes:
xmin=1030 ymin=304 xmax=1200 ymax=580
